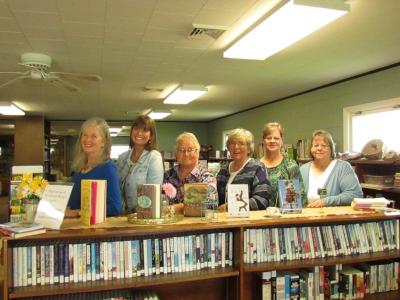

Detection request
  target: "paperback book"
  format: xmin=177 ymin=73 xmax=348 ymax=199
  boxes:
xmin=137 ymin=184 xmax=161 ymax=219
xmin=227 ymin=184 xmax=249 ymax=217
xmin=277 ymin=179 xmax=302 ymax=213
xmin=184 ymin=183 xmax=208 ymax=217
xmin=0 ymin=221 xmax=45 ymax=238
xmin=80 ymin=180 xmax=107 ymax=225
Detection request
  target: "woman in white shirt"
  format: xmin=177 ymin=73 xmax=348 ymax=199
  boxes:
xmin=300 ymin=130 xmax=363 ymax=207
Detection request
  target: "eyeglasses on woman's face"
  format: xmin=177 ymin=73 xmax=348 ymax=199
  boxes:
xmin=176 ymin=148 xmax=198 ymax=154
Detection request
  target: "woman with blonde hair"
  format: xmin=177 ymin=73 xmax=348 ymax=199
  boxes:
xmin=217 ymin=128 xmax=271 ymax=210
xmin=300 ymin=130 xmax=362 ymax=207
xmin=67 ymin=117 xmax=121 ymax=217
xmin=260 ymin=122 xmax=305 ymax=206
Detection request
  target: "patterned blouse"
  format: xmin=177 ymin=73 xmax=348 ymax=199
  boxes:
xmin=261 ymin=156 xmax=306 ymax=207
xmin=217 ymin=158 xmax=272 ymax=210
xmin=163 ymin=164 xmax=217 ymax=203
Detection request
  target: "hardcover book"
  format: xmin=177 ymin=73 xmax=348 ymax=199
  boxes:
xmin=278 ymin=179 xmax=302 ymax=214
xmin=227 ymin=184 xmax=249 ymax=217
xmin=136 ymin=184 xmax=161 ymax=219
xmin=183 ymin=183 xmax=208 ymax=217
xmin=80 ymin=180 xmax=107 ymax=225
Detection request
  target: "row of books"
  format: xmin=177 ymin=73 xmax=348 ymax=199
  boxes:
xmin=11 ymin=232 xmax=233 ymax=287
xmin=20 ymin=290 xmax=159 ymax=300
xmin=296 ymin=139 xmax=312 ymax=160
xmin=261 ymin=261 xmax=399 ymax=300
xmin=244 ymin=220 xmax=400 ymax=263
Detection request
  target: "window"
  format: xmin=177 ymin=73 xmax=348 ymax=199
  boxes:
xmin=343 ymin=98 xmax=400 ymax=152
xmin=111 ymin=145 xmax=129 ymax=159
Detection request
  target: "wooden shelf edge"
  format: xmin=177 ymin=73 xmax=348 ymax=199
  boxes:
xmin=364 ymin=290 xmax=400 ymax=300
xmin=8 ymin=268 xmax=239 ymax=298
xmin=351 ymin=160 xmax=399 ymax=166
xmin=244 ymin=249 xmax=400 ymax=273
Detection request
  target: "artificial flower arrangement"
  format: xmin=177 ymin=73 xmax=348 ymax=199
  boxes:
xmin=161 ymin=183 xmax=178 ymax=218
xmin=16 ymin=173 xmax=48 ymax=202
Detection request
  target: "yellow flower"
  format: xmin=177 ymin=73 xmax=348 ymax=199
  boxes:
xmin=16 ymin=173 xmax=48 ymax=201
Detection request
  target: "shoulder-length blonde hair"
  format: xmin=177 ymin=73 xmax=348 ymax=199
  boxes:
xmin=71 ymin=117 xmax=111 ymax=172
xmin=129 ymin=115 xmax=158 ymax=150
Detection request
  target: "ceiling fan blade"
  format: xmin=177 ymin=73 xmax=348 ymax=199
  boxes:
xmin=50 ymin=72 xmax=102 ymax=82
xmin=0 ymin=71 xmax=28 ymax=75
xmin=0 ymin=75 xmax=30 ymax=89
xmin=50 ymin=77 xmax=80 ymax=92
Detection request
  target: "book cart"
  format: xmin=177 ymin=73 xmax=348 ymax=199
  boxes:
xmin=1 ymin=208 xmax=400 ymax=300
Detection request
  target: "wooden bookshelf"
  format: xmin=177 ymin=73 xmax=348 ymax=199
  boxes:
xmin=1 ymin=209 xmax=400 ymax=300
xmin=351 ymin=159 xmax=400 ymax=207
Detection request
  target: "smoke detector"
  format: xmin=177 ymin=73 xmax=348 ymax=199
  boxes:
xmin=188 ymin=24 xmax=229 ymax=40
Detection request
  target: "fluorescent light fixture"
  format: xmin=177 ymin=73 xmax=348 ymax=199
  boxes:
xmin=109 ymin=127 xmax=122 ymax=134
xmin=163 ymin=85 xmax=208 ymax=105
xmin=0 ymin=102 xmax=25 ymax=115
xmin=224 ymin=0 xmax=349 ymax=60
xmin=148 ymin=111 xmax=171 ymax=120
xmin=110 ymin=132 xmax=118 ymax=137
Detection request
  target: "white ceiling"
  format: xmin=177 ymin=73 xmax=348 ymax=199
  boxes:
xmin=0 ymin=0 xmax=399 ymax=130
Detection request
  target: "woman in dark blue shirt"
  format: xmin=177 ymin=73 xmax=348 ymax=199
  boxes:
xmin=67 ymin=117 xmax=121 ymax=217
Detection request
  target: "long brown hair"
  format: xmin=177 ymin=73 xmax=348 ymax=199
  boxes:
xmin=129 ymin=115 xmax=158 ymax=150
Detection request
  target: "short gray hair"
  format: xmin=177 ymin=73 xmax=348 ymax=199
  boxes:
xmin=226 ymin=128 xmax=254 ymax=156
xmin=175 ymin=132 xmax=200 ymax=150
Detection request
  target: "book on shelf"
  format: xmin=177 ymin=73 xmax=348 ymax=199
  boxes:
xmin=351 ymin=197 xmax=391 ymax=210
xmin=183 ymin=183 xmax=208 ymax=217
xmin=0 ymin=221 xmax=45 ymax=238
xmin=278 ymin=179 xmax=302 ymax=213
xmin=34 ymin=183 xmax=74 ymax=229
xmin=80 ymin=180 xmax=107 ymax=225
xmin=227 ymin=184 xmax=249 ymax=217
xmin=137 ymin=184 xmax=161 ymax=219
xmin=9 ymin=165 xmax=44 ymax=222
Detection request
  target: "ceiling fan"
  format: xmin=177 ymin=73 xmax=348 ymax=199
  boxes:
xmin=0 ymin=53 xmax=102 ymax=92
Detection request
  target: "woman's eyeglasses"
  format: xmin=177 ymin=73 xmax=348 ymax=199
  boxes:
xmin=177 ymin=148 xmax=198 ymax=154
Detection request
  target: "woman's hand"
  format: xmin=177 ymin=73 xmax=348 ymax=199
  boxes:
xmin=64 ymin=208 xmax=80 ymax=218
xmin=218 ymin=204 xmax=227 ymax=212
xmin=307 ymin=199 xmax=325 ymax=208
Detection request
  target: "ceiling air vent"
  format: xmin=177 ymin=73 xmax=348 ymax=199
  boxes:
xmin=188 ymin=24 xmax=229 ymax=40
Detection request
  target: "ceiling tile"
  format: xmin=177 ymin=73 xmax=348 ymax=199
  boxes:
xmin=63 ymin=22 xmax=104 ymax=37
xmin=65 ymin=35 xmax=103 ymax=52
xmin=7 ymin=0 xmax=58 ymax=13
xmin=28 ymin=38 xmax=68 ymax=55
xmin=105 ymin=16 xmax=148 ymax=36
xmin=194 ymin=9 xmax=242 ymax=28
xmin=57 ymin=0 xmax=106 ymax=23
xmin=154 ymin=0 xmax=207 ymax=15
xmin=0 ymin=1 xmax=13 ymax=18
xmin=106 ymin=0 xmax=156 ymax=19
xmin=0 ymin=17 xmax=19 ymax=32
xmin=148 ymin=12 xmax=194 ymax=32
xmin=0 ymin=31 xmax=26 ymax=43
xmin=143 ymin=28 xmax=186 ymax=43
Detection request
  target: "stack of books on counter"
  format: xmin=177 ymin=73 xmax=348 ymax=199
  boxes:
xmin=351 ymin=197 xmax=391 ymax=211
xmin=0 ymin=221 xmax=46 ymax=238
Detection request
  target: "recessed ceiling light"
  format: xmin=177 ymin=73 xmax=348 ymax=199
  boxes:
xmin=148 ymin=111 xmax=171 ymax=120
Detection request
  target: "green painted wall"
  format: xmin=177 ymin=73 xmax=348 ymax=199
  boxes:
xmin=207 ymin=66 xmax=400 ymax=152
xmin=112 ymin=122 xmax=208 ymax=151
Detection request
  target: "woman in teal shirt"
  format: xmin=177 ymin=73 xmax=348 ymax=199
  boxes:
xmin=260 ymin=122 xmax=305 ymax=207
xmin=116 ymin=115 xmax=164 ymax=213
